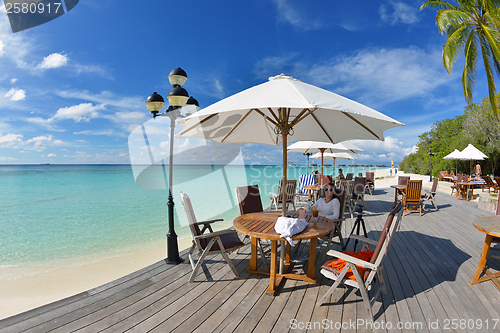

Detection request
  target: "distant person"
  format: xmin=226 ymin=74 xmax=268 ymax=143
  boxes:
xmin=337 ymin=168 xmax=345 ymax=180
xmin=450 ymin=170 xmax=455 ymax=177
xmin=390 ymin=168 xmax=392 ymax=176
xmin=312 ymin=183 xmax=340 ymax=220
xmin=311 ymin=169 xmax=319 ymax=184
xmin=474 ymin=163 xmax=483 ymax=180
xmin=394 ymin=169 xmax=397 ymax=174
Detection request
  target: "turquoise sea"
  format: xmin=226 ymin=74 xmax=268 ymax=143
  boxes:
xmin=0 ymin=164 xmax=383 ymax=269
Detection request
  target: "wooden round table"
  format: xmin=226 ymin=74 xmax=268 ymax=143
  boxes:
xmin=233 ymin=211 xmax=334 ymax=295
xmin=470 ymin=215 xmax=500 ymax=290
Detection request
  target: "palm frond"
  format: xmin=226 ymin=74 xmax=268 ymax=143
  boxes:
xmin=436 ymin=9 xmax=472 ymax=34
xmin=462 ymin=32 xmax=479 ymax=103
xmin=420 ymin=0 xmax=460 ymax=11
xmin=479 ymin=36 xmax=499 ymax=117
xmin=443 ymin=25 xmax=470 ymax=72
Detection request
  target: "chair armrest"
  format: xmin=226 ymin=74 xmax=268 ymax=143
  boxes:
xmin=195 ymin=218 xmax=223 ymax=226
xmin=194 ymin=228 xmax=238 ymax=240
xmin=348 ymin=234 xmax=378 ymax=246
xmin=325 ymin=249 xmax=377 ymax=270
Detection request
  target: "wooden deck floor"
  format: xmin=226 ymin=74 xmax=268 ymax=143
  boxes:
xmin=2 ymin=185 xmax=500 ymax=332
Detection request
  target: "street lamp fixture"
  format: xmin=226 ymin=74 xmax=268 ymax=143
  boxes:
xmin=428 ymin=147 xmax=435 ymax=182
xmin=145 ymin=67 xmax=199 ymax=265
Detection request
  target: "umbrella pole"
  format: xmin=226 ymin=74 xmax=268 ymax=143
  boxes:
xmin=333 ymin=158 xmax=336 ymax=179
xmin=282 ymin=133 xmax=288 ymax=217
xmin=320 ymin=148 xmax=325 ymax=187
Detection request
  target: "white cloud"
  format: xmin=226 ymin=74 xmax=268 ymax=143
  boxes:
xmin=57 ymin=90 xmax=143 ymax=109
xmin=380 ymin=2 xmax=419 ymax=25
xmin=37 ymin=53 xmax=68 ymax=70
xmin=0 ymin=133 xmax=23 ymax=147
xmin=0 ymin=40 xmax=4 ymax=56
xmin=52 ymin=103 xmax=106 ymax=122
xmin=4 ymin=88 xmax=26 ymax=101
xmin=306 ymin=47 xmax=450 ymax=105
xmin=10 ymin=78 xmax=17 ymax=83
xmin=272 ymin=0 xmax=323 ymax=30
xmin=48 ymin=153 xmax=56 ymax=157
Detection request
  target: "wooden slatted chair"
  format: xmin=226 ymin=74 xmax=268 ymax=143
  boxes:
xmin=270 ymin=179 xmax=297 ymax=211
xmin=235 ymin=185 xmax=269 ymax=266
xmin=351 ymin=177 xmax=366 ymax=209
xmin=397 ymin=176 xmax=410 ymax=198
xmin=345 ymin=173 xmax=354 ymax=180
xmin=181 ymin=192 xmax=244 ymax=282
xmin=421 ymin=177 xmax=438 ymax=210
xmin=451 ymin=173 xmax=462 ymax=195
xmin=317 ymin=203 xmax=404 ymax=322
xmin=365 ymin=172 xmax=375 ymax=195
xmin=402 ymin=179 xmax=423 ymax=216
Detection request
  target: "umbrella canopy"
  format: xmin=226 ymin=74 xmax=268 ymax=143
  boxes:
xmin=178 ymin=74 xmax=404 ymax=216
xmin=311 ymin=152 xmax=358 ymax=161
xmin=287 ymin=141 xmax=363 ymax=180
xmin=457 ymin=144 xmax=487 ymax=175
xmin=443 ymin=149 xmax=461 ymax=175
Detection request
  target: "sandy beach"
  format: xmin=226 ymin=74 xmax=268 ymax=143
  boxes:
xmin=0 ymin=168 xmax=456 ymax=320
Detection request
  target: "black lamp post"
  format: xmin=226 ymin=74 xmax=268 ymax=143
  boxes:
xmin=145 ymin=67 xmax=199 ymax=265
xmin=303 ymin=152 xmax=312 ymax=174
xmin=428 ymin=147 xmax=435 ymax=182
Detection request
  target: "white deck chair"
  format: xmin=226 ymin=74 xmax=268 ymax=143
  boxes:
xmin=317 ymin=203 xmax=403 ymax=322
xmin=181 ymin=192 xmax=244 ymax=282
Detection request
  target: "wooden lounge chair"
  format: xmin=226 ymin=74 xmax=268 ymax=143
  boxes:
xmin=440 ymin=170 xmax=450 ymax=181
xmin=345 ymin=173 xmax=354 ymax=181
xmin=181 ymin=192 xmax=244 ymax=282
xmin=295 ymin=174 xmax=316 ymax=204
xmin=365 ymin=172 xmax=375 ymax=195
xmin=318 ymin=188 xmax=346 ymax=261
xmin=481 ymin=175 xmax=498 ymax=193
xmin=451 ymin=173 xmax=462 ymax=195
xmin=317 ymin=203 xmax=404 ymax=321
xmin=337 ymin=180 xmax=354 ymax=218
xmin=270 ymin=179 xmax=297 ymax=211
xmin=402 ymin=179 xmax=423 ymax=216
xmin=351 ymin=177 xmax=366 ymax=209
xmin=421 ymin=178 xmax=438 ymax=210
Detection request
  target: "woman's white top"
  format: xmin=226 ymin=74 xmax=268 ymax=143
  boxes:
xmin=312 ymin=197 xmax=340 ymax=221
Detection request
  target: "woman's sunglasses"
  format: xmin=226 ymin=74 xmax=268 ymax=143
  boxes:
xmin=324 ymin=188 xmax=334 ymax=192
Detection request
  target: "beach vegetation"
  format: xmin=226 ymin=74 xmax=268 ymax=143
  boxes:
xmin=421 ymin=0 xmax=500 ymax=118
xmin=400 ymin=92 xmax=500 ymax=176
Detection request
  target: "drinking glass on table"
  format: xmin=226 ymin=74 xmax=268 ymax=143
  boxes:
xmin=312 ymin=206 xmax=318 ymax=222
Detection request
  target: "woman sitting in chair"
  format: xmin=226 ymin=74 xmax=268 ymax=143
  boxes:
xmin=474 ymin=163 xmax=483 ymax=181
xmin=337 ymin=168 xmax=345 ymax=180
xmin=312 ymin=182 xmax=340 ymax=220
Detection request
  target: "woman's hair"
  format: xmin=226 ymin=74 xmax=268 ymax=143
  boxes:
xmin=339 ymin=168 xmax=343 ymax=173
xmin=324 ymin=182 xmax=335 ymax=188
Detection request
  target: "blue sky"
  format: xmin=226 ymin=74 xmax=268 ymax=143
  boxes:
xmin=0 ymin=0 xmax=490 ymax=165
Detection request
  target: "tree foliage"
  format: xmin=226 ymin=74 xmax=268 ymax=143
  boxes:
xmin=400 ymin=93 xmax=500 ymax=176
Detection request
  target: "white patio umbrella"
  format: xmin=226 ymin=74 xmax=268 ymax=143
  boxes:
xmin=443 ymin=149 xmax=461 ymax=175
xmin=311 ymin=152 xmax=358 ymax=179
xmin=287 ymin=140 xmax=364 ymax=182
xmin=177 ymin=74 xmax=404 ymax=216
xmin=457 ymin=144 xmax=487 ymax=175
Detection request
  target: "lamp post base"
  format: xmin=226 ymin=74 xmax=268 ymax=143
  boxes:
xmin=166 ymin=190 xmax=183 ymax=265
xmin=166 ymin=233 xmax=183 ymax=265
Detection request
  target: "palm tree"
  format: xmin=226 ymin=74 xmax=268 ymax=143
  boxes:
xmin=421 ymin=0 xmax=500 ymax=117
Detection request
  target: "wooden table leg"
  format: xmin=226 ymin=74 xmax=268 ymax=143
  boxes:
xmin=279 ymin=241 xmax=285 ymax=274
xmin=307 ymin=238 xmax=317 ymax=279
xmin=470 ymin=234 xmax=492 ymax=284
xmin=249 ymin=237 xmax=258 ymax=270
xmin=268 ymin=240 xmax=278 ymax=294
xmin=393 ymin=189 xmax=398 ymax=208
